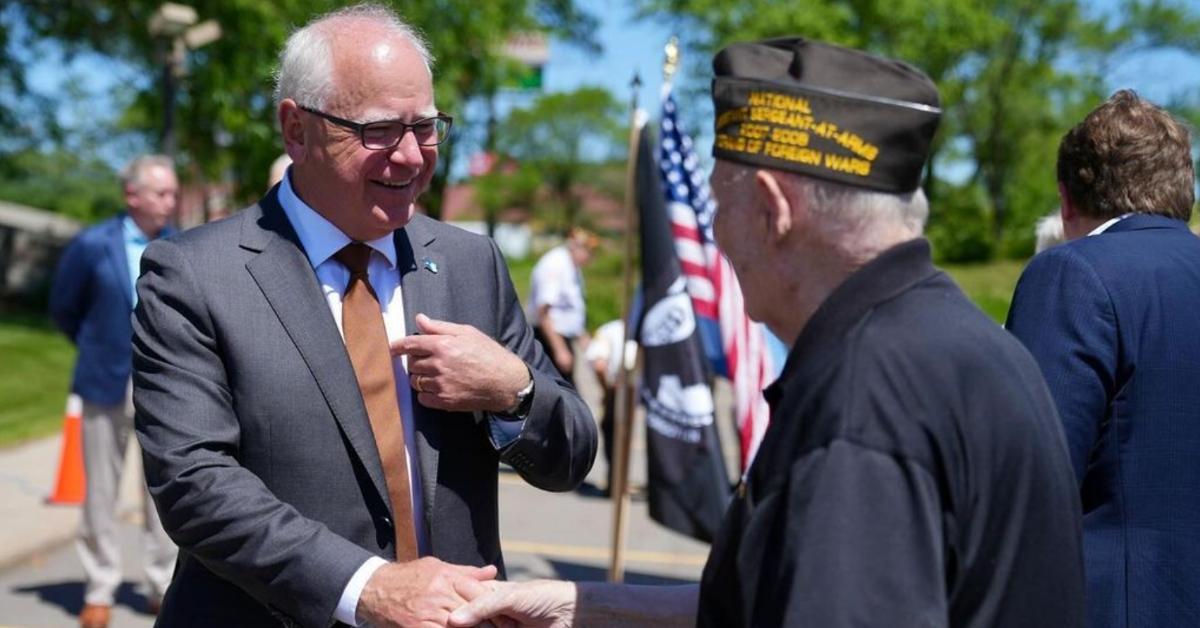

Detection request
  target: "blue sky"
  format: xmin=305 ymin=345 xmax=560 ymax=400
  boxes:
xmin=549 ymin=0 xmax=1200 ymax=106
xmin=544 ymin=0 xmax=674 ymax=114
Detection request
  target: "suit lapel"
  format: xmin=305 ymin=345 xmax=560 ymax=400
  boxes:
xmin=396 ymin=216 xmax=445 ymax=524
xmin=241 ymin=196 xmax=393 ymax=512
xmin=104 ymin=216 xmax=133 ymax=306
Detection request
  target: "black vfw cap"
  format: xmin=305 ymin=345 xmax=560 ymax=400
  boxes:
xmin=712 ymin=37 xmax=941 ymax=193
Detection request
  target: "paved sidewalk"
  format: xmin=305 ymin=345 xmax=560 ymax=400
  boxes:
xmin=0 ymin=431 xmax=149 ymax=570
xmin=0 ymin=435 xmax=80 ymax=570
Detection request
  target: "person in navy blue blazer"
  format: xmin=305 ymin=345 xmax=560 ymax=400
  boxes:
xmin=49 ymin=154 xmax=179 ymax=628
xmin=1007 ymin=90 xmax=1200 ymax=628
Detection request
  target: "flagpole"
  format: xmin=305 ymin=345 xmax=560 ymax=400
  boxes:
xmin=608 ymin=70 xmax=643 ymax=583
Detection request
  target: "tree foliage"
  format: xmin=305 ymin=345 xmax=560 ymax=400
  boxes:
xmin=474 ymin=161 xmax=541 ymax=236
xmin=636 ymin=0 xmax=1200 ymax=260
xmin=0 ymin=0 xmax=598 ymax=216
xmin=0 ymin=148 xmax=123 ymax=222
xmin=495 ymin=86 xmax=625 ymax=231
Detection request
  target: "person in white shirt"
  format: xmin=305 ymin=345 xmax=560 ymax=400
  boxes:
xmin=585 ymin=319 xmax=638 ymax=493
xmin=527 ymin=227 xmax=597 ymax=382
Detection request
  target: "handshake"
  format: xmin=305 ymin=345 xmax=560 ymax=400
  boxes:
xmin=356 ymin=557 xmax=576 ymax=628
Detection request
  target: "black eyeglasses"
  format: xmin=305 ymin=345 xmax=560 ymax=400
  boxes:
xmin=300 ymin=106 xmax=453 ymax=149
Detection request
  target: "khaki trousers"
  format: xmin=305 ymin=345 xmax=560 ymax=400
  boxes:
xmin=77 ymin=385 xmax=175 ymax=606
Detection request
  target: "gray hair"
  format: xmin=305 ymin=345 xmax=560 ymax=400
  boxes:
xmin=120 ymin=154 xmax=175 ymax=189
xmin=273 ymin=3 xmax=434 ymax=111
xmin=796 ymin=175 xmax=929 ymax=242
xmin=1034 ymin=210 xmax=1065 ymax=253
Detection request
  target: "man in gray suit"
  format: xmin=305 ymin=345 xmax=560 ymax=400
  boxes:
xmin=132 ymin=5 xmax=596 ymax=627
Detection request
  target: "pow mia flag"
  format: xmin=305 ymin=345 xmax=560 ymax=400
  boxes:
xmin=636 ymin=124 xmax=731 ymax=542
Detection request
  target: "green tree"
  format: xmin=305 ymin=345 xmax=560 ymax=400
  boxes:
xmin=0 ymin=148 xmax=123 ymax=222
xmin=1 ymin=0 xmax=598 ymax=215
xmin=474 ymin=161 xmax=541 ymax=236
xmin=636 ymin=0 xmax=1200 ymax=257
xmin=495 ymin=86 xmax=625 ymax=231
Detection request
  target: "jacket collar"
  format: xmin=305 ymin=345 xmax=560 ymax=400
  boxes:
xmin=766 ymin=238 xmax=939 ymax=406
xmin=1100 ymin=212 xmax=1190 ymax=235
xmin=238 ymin=190 xmax=445 ymax=534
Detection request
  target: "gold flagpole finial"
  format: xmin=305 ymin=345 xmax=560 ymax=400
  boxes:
xmin=663 ymin=36 xmax=680 ymax=83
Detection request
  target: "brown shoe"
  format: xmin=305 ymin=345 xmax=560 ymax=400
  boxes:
xmin=79 ymin=604 xmax=110 ymax=628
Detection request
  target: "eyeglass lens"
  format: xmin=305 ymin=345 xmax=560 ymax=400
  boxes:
xmin=361 ymin=119 xmax=447 ymax=148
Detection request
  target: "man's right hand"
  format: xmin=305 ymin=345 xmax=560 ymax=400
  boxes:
xmin=357 ymin=558 xmax=498 ymax=628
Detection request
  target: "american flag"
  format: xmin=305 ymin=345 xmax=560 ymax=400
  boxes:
xmin=657 ymin=88 xmax=776 ymax=470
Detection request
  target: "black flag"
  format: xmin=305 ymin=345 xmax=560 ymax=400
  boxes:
xmin=635 ymin=124 xmax=731 ymax=543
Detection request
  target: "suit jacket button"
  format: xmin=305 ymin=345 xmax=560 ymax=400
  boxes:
xmin=380 ymin=515 xmax=393 ymax=529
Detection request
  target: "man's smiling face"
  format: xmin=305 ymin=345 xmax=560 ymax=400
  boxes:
xmin=292 ymin=27 xmax=438 ymax=241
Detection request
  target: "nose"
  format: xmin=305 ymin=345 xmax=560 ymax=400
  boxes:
xmin=388 ymin=130 xmax=426 ymax=167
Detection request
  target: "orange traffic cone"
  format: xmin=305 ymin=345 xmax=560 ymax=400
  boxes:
xmin=46 ymin=394 xmax=86 ymax=505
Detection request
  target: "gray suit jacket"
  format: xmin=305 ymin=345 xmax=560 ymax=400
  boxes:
xmin=133 ymin=190 xmax=596 ymax=627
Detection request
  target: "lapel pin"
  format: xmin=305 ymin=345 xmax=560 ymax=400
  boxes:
xmin=421 ymin=257 xmax=439 ymax=274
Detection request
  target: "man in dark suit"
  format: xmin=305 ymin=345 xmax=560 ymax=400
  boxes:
xmin=49 ymin=154 xmax=179 ymax=628
xmin=1007 ymin=90 xmax=1200 ymax=627
xmin=132 ymin=5 xmax=595 ymax=628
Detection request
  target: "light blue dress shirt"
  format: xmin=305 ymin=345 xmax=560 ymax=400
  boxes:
xmin=122 ymin=216 xmax=152 ymax=306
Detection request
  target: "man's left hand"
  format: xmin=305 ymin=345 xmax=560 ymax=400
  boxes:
xmin=391 ymin=314 xmax=531 ymax=413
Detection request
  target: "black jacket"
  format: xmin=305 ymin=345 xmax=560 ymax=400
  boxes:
xmin=699 ymin=239 xmax=1084 ymax=627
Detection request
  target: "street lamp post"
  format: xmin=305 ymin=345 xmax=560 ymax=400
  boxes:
xmin=148 ymin=2 xmax=221 ymax=159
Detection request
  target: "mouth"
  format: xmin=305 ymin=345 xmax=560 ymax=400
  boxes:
xmin=371 ymin=179 xmax=415 ymax=190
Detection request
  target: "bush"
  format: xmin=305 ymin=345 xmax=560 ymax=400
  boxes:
xmin=927 ymin=183 xmax=995 ymax=264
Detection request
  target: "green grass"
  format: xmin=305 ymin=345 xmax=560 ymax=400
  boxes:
xmin=0 ymin=312 xmax=75 ymax=448
xmin=943 ymin=259 xmax=1028 ymax=323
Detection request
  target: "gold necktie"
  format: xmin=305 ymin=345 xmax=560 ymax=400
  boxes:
xmin=335 ymin=242 xmax=418 ymax=561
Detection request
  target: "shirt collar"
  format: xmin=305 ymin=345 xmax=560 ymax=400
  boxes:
xmin=1088 ymin=213 xmax=1133 ymax=236
xmin=122 ymin=214 xmax=151 ymax=244
xmin=765 ymin=238 xmax=939 ymax=405
xmin=277 ymin=168 xmax=398 ymax=270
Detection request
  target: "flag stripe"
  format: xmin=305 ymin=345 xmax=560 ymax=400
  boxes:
xmin=657 ymin=89 xmax=777 ymax=472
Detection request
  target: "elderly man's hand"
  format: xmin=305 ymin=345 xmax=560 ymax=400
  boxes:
xmin=391 ymin=314 xmax=531 ymax=413
xmin=448 ymin=580 xmax=577 ymax=628
xmin=357 ymin=558 xmax=497 ymax=628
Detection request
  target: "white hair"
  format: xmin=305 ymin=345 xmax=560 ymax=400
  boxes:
xmin=1034 ymin=211 xmax=1065 ymax=253
xmin=795 ymin=175 xmax=929 ymax=245
xmin=273 ymin=3 xmax=434 ymax=110
xmin=121 ymin=154 xmax=175 ymax=189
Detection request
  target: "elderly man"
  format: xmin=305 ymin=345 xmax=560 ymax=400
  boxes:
xmin=1007 ymin=91 xmax=1200 ymax=627
xmin=132 ymin=5 xmax=595 ymax=628
xmin=49 ymin=154 xmax=178 ymax=628
xmin=450 ymin=37 xmax=1084 ymax=628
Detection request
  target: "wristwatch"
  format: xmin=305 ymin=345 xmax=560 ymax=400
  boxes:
xmin=502 ymin=368 xmax=535 ymax=418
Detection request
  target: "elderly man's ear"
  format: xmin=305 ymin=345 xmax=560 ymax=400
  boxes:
xmin=753 ymin=170 xmax=795 ymax=242
xmin=278 ymin=100 xmax=308 ymax=165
